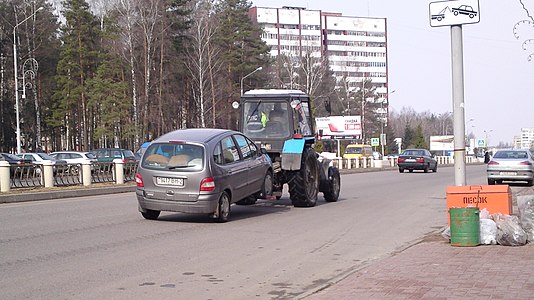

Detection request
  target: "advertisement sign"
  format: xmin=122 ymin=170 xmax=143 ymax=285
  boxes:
xmin=430 ymin=135 xmax=454 ymax=151
xmin=315 ymin=116 xmax=362 ymax=139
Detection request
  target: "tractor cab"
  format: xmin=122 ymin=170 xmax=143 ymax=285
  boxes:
xmin=238 ymin=89 xmax=314 ymax=154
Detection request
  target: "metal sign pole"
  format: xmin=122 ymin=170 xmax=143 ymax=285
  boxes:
xmin=451 ymin=24 xmax=466 ymax=186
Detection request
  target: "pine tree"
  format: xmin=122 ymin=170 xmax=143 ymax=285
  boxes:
xmin=403 ymin=124 xmax=414 ymax=149
xmin=413 ymin=124 xmax=428 ymax=149
xmin=214 ymin=0 xmax=270 ymax=128
xmin=52 ymin=0 xmax=99 ymax=150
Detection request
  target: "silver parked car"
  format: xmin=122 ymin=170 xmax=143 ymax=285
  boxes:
xmin=135 ymin=128 xmax=273 ymax=222
xmin=487 ymin=149 xmax=534 ymax=185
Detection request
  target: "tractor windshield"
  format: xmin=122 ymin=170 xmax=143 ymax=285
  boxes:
xmin=242 ymin=101 xmax=291 ymax=138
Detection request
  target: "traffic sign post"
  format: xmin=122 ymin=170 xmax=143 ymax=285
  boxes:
xmin=429 ymin=0 xmax=480 ymax=186
xmin=371 ymin=138 xmax=379 ymax=147
xmin=429 ymin=0 xmax=480 ymax=27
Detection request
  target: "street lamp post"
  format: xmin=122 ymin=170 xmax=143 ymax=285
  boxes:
xmin=484 ymin=130 xmax=493 ymax=148
xmin=240 ymin=66 xmax=262 ymax=96
xmin=13 ymin=7 xmax=43 ymax=153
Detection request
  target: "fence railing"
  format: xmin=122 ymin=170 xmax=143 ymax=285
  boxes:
xmin=0 ymin=160 xmax=138 ymax=193
xmin=325 ymin=155 xmax=480 ymax=170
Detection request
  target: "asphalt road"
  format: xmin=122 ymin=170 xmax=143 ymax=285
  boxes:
xmin=0 ymin=165 xmax=507 ymax=299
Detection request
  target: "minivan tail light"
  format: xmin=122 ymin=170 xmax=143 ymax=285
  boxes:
xmin=136 ymin=173 xmax=144 ymax=187
xmin=200 ymin=177 xmax=215 ymax=191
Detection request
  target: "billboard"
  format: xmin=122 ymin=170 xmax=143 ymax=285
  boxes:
xmin=430 ymin=135 xmax=454 ymax=151
xmin=315 ymin=116 xmax=362 ymax=139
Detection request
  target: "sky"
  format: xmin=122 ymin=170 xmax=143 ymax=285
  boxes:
xmin=251 ymin=0 xmax=534 ymax=146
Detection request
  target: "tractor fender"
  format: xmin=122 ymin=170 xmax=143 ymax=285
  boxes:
xmin=281 ymin=139 xmax=305 ymax=171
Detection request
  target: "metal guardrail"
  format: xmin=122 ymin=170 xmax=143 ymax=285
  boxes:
xmin=54 ymin=164 xmax=83 ymax=186
xmin=91 ymin=162 xmax=115 ymax=183
xmin=124 ymin=162 xmax=138 ymax=182
xmin=0 ymin=160 xmax=138 ymax=193
xmin=10 ymin=165 xmax=42 ymax=188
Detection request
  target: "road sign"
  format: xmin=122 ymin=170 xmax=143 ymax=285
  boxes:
xmin=371 ymin=138 xmax=379 ymax=147
xmin=476 ymin=138 xmax=486 ymax=148
xmin=380 ymin=133 xmax=386 ymax=145
xmin=429 ymin=0 xmax=480 ymax=27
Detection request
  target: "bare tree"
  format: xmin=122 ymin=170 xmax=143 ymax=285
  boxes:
xmin=184 ymin=0 xmax=222 ymax=128
xmin=116 ymin=0 xmax=141 ymax=146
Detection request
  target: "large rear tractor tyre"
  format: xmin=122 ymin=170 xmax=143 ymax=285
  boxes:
xmin=289 ymin=148 xmax=319 ymax=207
xmin=323 ymin=167 xmax=340 ymax=202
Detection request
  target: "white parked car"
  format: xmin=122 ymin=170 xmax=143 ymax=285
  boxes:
xmin=50 ymin=151 xmax=97 ymax=174
xmin=17 ymin=153 xmax=68 ymax=175
xmin=50 ymin=151 xmax=96 ymax=164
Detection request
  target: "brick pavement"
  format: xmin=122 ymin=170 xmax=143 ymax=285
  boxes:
xmin=306 ymin=234 xmax=534 ymax=300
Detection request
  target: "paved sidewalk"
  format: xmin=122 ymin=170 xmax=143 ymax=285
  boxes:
xmin=307 ymin=234 xmax=534 ymax=300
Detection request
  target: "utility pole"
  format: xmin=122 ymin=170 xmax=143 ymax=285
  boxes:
xmin=361 ymin=79 xmax=365 ymax=143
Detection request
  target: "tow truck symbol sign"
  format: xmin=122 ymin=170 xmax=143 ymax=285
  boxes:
xmin=429 ymin=0 xmax=480 ymax=27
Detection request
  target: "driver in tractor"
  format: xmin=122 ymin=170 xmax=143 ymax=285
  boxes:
xmin=265 ymin=103 xmax=289 ymax=137
xmin=245 ymin=103 xmax=268 ymax=135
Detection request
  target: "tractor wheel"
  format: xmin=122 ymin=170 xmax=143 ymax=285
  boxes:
xmin=323 ymin=167 xmax=340 ymax=202
xmin=289 ymin=148 xmax=319 ymax=207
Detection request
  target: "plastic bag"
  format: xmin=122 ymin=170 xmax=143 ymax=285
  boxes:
xmin=494 ymin=213 xmax=527 ymax=246
xmin=479 ymin=218 xmax=497 ymax=245
xmin=441 ymin=226 xmax=450 ymax=240
xmin=479 ymin=208 xmax=491 ymax=220
xmin=517 ymin=195 xmax=534 ymax=243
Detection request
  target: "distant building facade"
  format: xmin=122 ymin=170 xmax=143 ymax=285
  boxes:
xmin=520 ymin=128 xmax=534 ymax=149
xmin=249 ymin=6 xmax=389 ymax=121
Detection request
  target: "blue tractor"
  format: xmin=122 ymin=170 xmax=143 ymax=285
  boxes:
xmin=235 ymin=89 xmax=340 ymax=207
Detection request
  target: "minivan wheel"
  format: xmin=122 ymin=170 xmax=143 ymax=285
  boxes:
xmin=261 ymin=170 xmax=274 ymax=198
xmin=214 ymin=191 xmax=230 ymax=223
xmin=141 ymin=209 xmax=160 ymax=220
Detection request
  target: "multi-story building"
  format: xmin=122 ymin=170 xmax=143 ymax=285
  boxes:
xmin=519 ymin=128 xmax=534 ymax=149
xmin=249 ymin=6 xmax=389 ymax=121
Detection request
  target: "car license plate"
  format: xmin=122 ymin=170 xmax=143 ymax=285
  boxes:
xmin=156 ymin=177 xmax=184 ymax=186
xmin=500 ymin=172 xmax=517 ymax=176
xmin=406 ymin=159 xmax=416 ymax=162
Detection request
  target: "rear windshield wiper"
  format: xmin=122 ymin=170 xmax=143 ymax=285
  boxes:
xmin=168 ymin=165 xmax=189 ymax=170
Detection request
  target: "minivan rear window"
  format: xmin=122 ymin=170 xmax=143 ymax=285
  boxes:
xmin=142 ymin=143 xmax=204 ymax=171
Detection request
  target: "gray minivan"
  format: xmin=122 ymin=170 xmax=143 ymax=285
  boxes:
xmin=135 ymin=128 xmax=273 ymax=222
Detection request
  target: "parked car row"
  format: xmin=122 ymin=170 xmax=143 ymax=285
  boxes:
xmin=0 ymin=148 xmax=139 ymax=176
